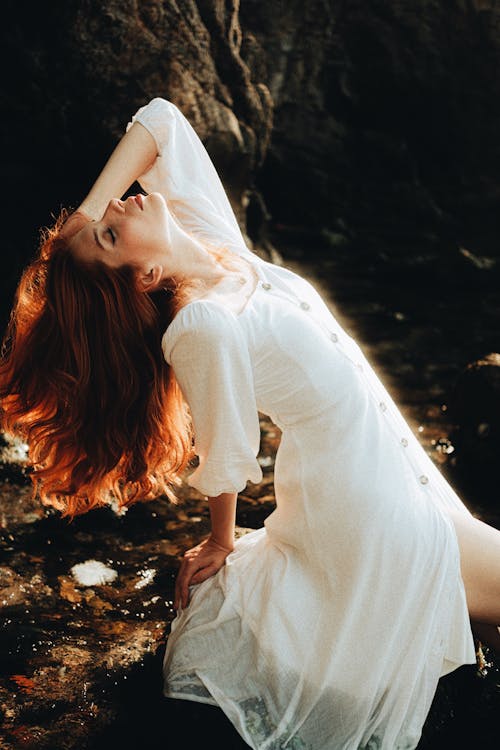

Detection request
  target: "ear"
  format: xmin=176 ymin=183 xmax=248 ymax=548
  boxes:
xmin=137 ymin=264 xmax=163 ymax=293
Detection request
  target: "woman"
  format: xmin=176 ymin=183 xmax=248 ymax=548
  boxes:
xmin=1 ymin=97 xmax=500 ymax=749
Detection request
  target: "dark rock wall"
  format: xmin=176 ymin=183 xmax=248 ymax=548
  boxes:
xmin=241 ymin=0 xmax=500 ymax=252
xmin=3 ymin=0 xmax=500 ymax=331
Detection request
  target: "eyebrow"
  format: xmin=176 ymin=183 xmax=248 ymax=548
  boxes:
xmin=93 ymin=227 xmax=104 ymax=250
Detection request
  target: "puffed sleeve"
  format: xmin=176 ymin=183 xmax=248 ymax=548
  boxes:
xmin=162 ymin=301 xmax=263 ymax=497
xmin=127 ymin=97 xmax=255 ymax=260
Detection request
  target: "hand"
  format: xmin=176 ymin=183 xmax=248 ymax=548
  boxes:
xmin=174 ymin=536 xmax=233 ymax=611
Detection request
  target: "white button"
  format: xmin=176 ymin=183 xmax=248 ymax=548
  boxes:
xmin=379 ymin=402 xmax=387 ymax=412
xmin=401 ymin=437 xmax=408 ymax=447
xmin=261 ymin=282 xmax=272 ymax=291
xmin=419 ymin=475 xmax=429 ymax=485
xmin=299 ymin=301 xmax=310 ymax=310
xmin=330 ymin=332 xmax=338 ymax=342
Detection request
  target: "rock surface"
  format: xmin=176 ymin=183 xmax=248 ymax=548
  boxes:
xmin=240 ymin=0 xmax=500 ymax=256
xmin=447 ymin=352 xmax=500 ymax=505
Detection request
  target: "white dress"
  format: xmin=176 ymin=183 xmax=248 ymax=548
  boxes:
xmin=128 ymin=98 xmax=477 ymax=750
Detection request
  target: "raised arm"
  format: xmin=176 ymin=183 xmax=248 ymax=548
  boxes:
xmin=128 ymin=98 xmax=255 ymax=260
xmin=77 ymin=121 xmax=158 ymax=221
xmin=66 ymin=97 xmax=254 ymax=260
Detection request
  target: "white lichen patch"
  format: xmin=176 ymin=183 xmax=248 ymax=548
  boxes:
xmin=134 ymin=568 xmax=156 ymax=589
xmin=106 ymin=493 xmax=128 ymax=516
xmin=70 ymin=560 xmax=118 ymax=587
xmin=0 ymin=433 xmax=29 ymax=464
xmin=258 ymin=455 xmax=274 ymax=468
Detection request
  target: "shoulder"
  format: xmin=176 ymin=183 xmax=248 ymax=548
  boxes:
xmin=161 ymin=299 xmax=239 ymax=365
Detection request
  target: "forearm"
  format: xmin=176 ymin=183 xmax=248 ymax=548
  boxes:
xmin=174 ymin=491 xmax=237 ymax=610
xmin=207 ymin=492 xmax=237 ymax=551
xmin=77 ymin=121 xmax=158 ymax=220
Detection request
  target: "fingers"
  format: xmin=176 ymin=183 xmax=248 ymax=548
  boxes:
xmin=174 ymin=563 xmax=193 ymax=611
xmin=190 ymin=563 xmax=219 ymax=585
xmin=173 ymin=543 xmax=227 ymax=611
xmin=174 ymin=557 xmax=210 ymax=611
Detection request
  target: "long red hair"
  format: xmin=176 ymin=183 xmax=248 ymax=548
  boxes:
xmin=0 ymin=210 xmax=195 ymax=517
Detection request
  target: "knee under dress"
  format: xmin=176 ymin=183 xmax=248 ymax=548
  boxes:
xmin=128 ymin=98 xmax=477 ymax=750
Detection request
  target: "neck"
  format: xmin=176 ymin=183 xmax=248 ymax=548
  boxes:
xmin=160 ymin=219 xmax=225 ymax=286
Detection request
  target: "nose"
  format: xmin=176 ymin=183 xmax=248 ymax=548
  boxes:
xmin=101 ymin=198 xmax=124 ymax=221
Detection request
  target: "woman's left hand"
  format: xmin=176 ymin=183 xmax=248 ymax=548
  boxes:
xmin=174 ymin=536 xmax=233 ymax=611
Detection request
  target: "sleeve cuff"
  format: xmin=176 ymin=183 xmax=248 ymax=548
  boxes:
xmin=187 ymin=459 xmax=263 ymax=497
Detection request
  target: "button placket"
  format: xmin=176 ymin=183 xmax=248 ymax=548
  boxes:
xmin=260 ymin=277 xmax=431 ymax=495
xmin=257 ymin=275 xmax=369 ymax=374
xmin=318 ymin=312 xmax=432 ymax=492
xmin=365 ymin=379 xmax=428 ymax=488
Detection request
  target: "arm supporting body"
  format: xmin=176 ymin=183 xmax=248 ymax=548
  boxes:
xmin=208 ymin=491 xmax=237 ymax=551
xmin=174 ymin=491 xmax=237 ymax=610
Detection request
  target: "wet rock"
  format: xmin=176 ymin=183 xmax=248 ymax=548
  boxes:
xmin=240 ymin=1 xmax=500 ymax=260
xmin=450 ymin=352 xmax=500 ymax=430
xmin=0 ymin=434 xmax=31 ymax=485
xmin=447 ymin=352 xmax=500 ymax=507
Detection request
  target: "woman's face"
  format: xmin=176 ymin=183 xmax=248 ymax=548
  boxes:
xmin=69 ymin=192 xmax=172 ymax=272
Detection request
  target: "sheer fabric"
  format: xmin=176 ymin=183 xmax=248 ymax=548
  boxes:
xmin=163 ymin=301 xmax=262 ymax=496
xmin=129 ymin=98 xmax=476 ymax=750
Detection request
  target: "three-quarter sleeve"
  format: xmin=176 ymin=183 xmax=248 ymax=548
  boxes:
xmin=162 ymin=300 xmax=263 ymax=497
xmin=127 ymin=97 xmax=254 ymax=260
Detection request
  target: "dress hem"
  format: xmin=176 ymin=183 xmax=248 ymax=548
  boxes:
xmin=163 ymin=688 xmax=218 ymax=708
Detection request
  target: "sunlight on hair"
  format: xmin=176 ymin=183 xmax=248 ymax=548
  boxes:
xmin=0 ymin=209 xmax=198 ymax=518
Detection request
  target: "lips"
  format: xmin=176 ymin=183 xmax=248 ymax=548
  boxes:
xmin=134 ymin=194 xmax=144 ymax=210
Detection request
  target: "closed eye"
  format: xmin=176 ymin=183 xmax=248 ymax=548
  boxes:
xmin=107 ymin=228 xmax=115 ymax=244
